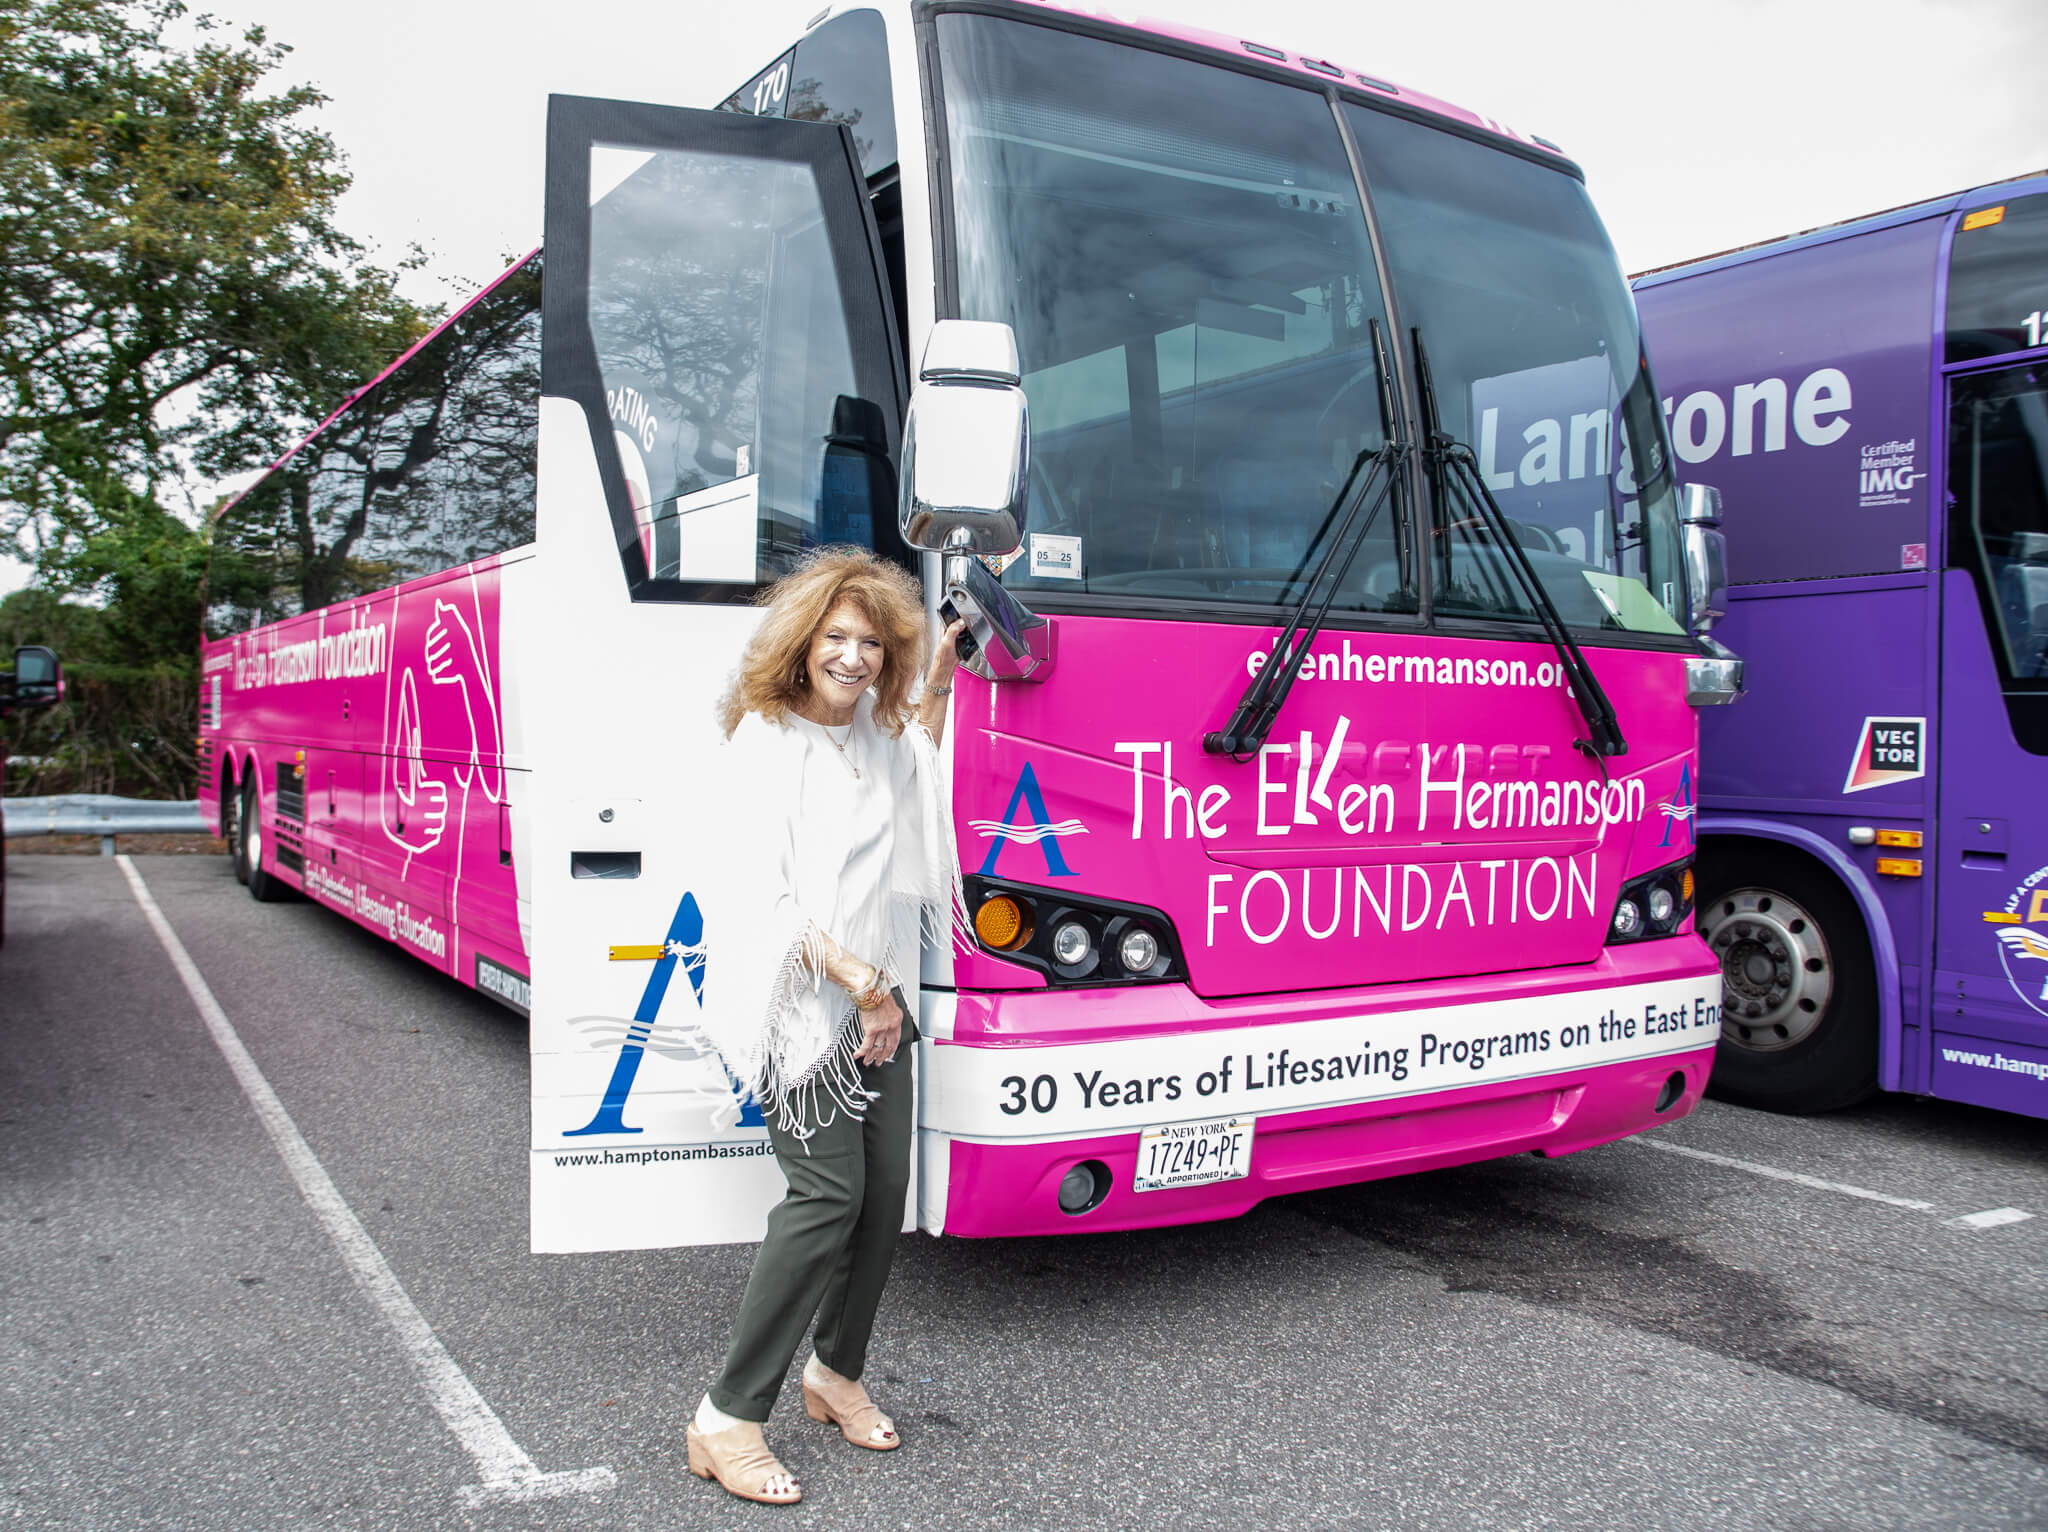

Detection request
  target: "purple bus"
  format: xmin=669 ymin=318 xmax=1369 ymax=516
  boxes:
xmin=1633 ymin=174 xmax=2048 ymax=1118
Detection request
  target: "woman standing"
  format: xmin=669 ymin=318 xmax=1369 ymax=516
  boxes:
xmin=685 ymin=549 xmax=966 ymax=1507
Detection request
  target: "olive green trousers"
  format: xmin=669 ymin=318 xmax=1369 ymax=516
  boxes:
xmin=708 ymin=1024 xmax=915 ymax=1422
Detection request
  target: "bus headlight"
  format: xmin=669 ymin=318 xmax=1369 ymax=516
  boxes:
xmin=963 ymin=877 xmax=1184 ymax=987
xmin=1608 ymin=858 xmax=1694 ymax=944
xmin=1052 ymin=921 xmax=1093 ymax=967
xmin=1119 ymin=927 xmax=1159 ymax=973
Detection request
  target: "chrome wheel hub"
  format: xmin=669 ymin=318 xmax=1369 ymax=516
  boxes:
xmin=1698 ymin=886 xmax=1832 ymax=1052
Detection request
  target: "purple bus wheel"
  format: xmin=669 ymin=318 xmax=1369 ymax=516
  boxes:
xmin=1701 ymin=888 xmax=1833 ymax=1051
xmin=1696 ymin=844 xmax=1878 ymax=1114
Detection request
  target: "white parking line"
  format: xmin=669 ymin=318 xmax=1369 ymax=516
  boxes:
xmin=119 ymin=857 xmax=614 ymax=1508
xmin=1629 ymin=1135 xmax=1939 ymax=1210
xmin=1631 ymin=1134 xmax=2035 ymax=1230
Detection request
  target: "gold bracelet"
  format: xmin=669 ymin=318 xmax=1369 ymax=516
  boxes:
xmin=851 ymin=966 xmax=890 ymax=1011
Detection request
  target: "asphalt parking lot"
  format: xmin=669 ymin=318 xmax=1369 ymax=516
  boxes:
xmin=3 ymin=853 xmax=2043 ymax=1529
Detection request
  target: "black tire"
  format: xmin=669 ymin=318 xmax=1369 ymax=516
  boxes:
xmin=227 ymin=764 xmax=251 ymax=886
xmin=1696 ymin=841 xmax=1878 ymax=1113
xmin=242 ymin=775 xmax=290 ymax=903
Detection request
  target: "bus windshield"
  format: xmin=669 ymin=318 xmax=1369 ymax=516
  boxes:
xmin=937 ymin=15 xmax=1686 ymax=637
xmin=1344 ymin=106 xmax=1685 ymax=637
xmin=937 ymin=15 xmax=1407 ymax=614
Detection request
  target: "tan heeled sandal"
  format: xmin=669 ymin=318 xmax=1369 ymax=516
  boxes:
xmin=685 ymin=1420 xmax=802 ymax=1504
xmin=802 ymin=1364 xmax=900 ymax=1451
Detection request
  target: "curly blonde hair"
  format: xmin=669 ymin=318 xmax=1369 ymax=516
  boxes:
xmin=718 ymin=548 xmax=927 ymax=739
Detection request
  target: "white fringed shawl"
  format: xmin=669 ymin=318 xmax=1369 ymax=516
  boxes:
xmin=683 ymin=694 xmax=967 ymax=1142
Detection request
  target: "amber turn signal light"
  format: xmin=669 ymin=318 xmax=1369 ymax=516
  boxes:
xmin=974 ymin=894 xmax=1033 ymax=951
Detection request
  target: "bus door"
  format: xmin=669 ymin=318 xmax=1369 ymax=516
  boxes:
xmin=523 ymin=97 xmax=906 ymax=1252
xmin=1934 ymin=357 xmax=2048 ymax=1110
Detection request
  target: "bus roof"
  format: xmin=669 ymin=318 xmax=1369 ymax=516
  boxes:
xmin=810 ymin=0 xmax=1578 ymax=171
xmin=1631 ymin=168 xmax=2048 ymax=289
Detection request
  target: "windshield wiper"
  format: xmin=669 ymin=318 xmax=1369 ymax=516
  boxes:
xmin=1205 ymin=319 xmax=1407 ymax=759
xmin=1411 ymin=330 xmax=1626 ymax=760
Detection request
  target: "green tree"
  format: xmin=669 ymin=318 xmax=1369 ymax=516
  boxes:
xmin=0 ymin=0 xmax=434 ymax=796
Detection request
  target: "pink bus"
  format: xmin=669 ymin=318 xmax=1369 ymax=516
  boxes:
xmin=201 ymin=1 xmax=1737 ymax=1252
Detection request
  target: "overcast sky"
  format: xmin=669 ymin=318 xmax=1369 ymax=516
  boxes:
xmin=217 ymin=0 xmax=2045 ymax=302
xmin=3 ymin=0 xmax=2042 ymax=596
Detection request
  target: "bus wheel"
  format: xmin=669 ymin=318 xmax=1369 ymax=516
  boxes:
xmin=227 ymin=767 xmax=251 ymax=886
xmin=242 ymin=777 xmax=289 ymax=904
xmin=1696 ymin=846 xmax=1878 ymax=1113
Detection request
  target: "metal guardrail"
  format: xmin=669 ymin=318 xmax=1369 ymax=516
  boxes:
xmin=3 ymin=794 xmax=208 ymax=855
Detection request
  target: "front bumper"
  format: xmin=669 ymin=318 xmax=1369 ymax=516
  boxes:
xmin=918 ymin=937 xmax=1721 ymax=1236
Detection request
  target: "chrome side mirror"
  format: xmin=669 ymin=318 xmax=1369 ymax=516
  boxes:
xmin=898 ymin=321 xmax=1029 ymax=555
xmin=1676 ymin=485 xmax=1742 ymax=704
xmin=1686 ymin=635 xmax=1744 ymax=706
xmin=1679 ymin=483 xmax=1727 ymax=635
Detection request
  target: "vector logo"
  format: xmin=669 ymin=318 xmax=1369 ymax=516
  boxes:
xmin=1843 ymin=716 xmax=1925 ymax=794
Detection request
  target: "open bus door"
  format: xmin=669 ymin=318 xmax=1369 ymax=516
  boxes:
xmin=523 ymin=97 xmax=907 ymax=1252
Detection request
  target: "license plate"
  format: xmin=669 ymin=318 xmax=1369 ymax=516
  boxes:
xmin=1133 ymin=1115 xmax=1254 ymax=1192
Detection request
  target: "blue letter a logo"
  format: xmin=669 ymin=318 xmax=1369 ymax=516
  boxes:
xmin=1657 ymin=762 xmax=1697 ymax=850
xmin=564 ymin=890 xmax=765 ymax=1136
xmin=972 ymin=760 xmax=1083 ymax=878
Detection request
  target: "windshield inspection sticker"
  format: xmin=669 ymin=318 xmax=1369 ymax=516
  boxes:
xmin=1843 ymin=715 xmax=1926 ymax=793
xmin=1030 ymin=533 xmax=1083 ymax=580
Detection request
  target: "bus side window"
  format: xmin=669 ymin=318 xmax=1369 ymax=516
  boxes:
xmin=718 ymin=49 xmax=795 ymax=120
xmin=206 ymin=253 xmax=542 ymax=631
xmin=786 ymin=9 xmax=896 ymax=180
xmin=719 ymin=11 xmax=897 ymax=180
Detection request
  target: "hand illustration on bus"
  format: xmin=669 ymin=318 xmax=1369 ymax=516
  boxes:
xmin=384 ymin=668 xmax=449 ymax=865
xmin=375 ymin=574 xmax=507 ymax=924
xmin=423 ymin=596 xmax=504 ymax=803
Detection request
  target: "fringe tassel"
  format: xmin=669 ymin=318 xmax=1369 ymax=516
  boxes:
xmin=762 ymin=1011 xmax=879 ymax=1147
xmin=745 ymin=924 xmax=883 ymax=1151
